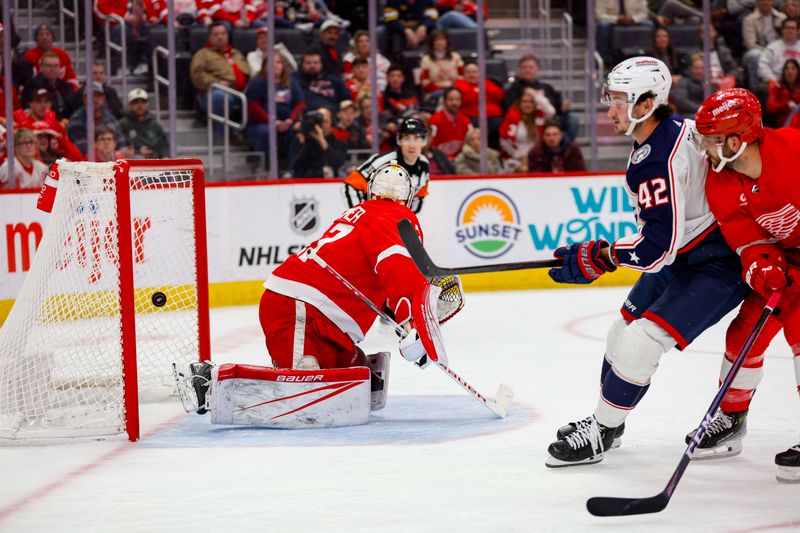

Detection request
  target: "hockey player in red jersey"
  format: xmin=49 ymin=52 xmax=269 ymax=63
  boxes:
xmin=260 ymin=162 xmax=444 ymax=373
xmin=174 ymin=163 xmax=463 ymax=428
xmin=691 ymin=88 xmax=800 ymax=483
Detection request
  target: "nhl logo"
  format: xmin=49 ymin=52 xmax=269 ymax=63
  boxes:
xmin=290 ymin=197 xmax=319 ymax=235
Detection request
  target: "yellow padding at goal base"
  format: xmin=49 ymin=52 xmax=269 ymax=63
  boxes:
xmin=0 ymin=285 xmax=197 ymax=325
xmin=460 ymin=268 xmax=640 ymax=292
xmin=0 ymin=272 xmax=639 ymax=325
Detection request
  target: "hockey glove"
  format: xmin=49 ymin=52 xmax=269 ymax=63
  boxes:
xmin=548 ymin=240 xmax=616 ymax=284
xmin=742 ymin=246 xmax=787 ymax=299
xmin=399 ymin=328 xmax=431 ymax=369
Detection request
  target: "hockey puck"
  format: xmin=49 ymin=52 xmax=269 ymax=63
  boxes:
xmin=152 ymin=291 xmax=167 ymax=307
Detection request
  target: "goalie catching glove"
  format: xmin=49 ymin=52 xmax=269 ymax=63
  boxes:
xmin=428 ymin=275 xmax=464 ymax=324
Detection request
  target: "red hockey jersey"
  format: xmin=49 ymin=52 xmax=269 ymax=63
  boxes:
xmin=706 ymin=127 xmax=800 ymax=259
xmin=264 ymin=200 xmax=428 ymax=342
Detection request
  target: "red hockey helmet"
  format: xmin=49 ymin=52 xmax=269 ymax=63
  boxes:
xmin=695 ymin=88 xmax=763 ymax=143
xmin=693 ymin=88 xmax=763 ymax=171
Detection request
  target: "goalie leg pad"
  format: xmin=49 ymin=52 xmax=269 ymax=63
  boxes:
xmin=595 ymin=318 xmax=673 ymax=427
xmin=366 ymin=352 xmax=391 ymax=411
xmin=209 ymin=364 xmax=371 ymax=428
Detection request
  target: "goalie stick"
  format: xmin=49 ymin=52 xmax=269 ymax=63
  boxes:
xmin=305 ymin=248 xmax=513 ymax=418
xmin=397 ymin=218 xmax=561 ymax=276
xmin=586 ymin=289 xmax=784 ymax=517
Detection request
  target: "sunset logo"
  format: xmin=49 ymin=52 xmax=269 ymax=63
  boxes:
xmin=455 ymin=188 xmax=523 ymax=259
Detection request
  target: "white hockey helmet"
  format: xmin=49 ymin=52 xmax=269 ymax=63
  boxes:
xmin=369 ymin=161 xmax=414 ymax=205
xmin=601 ymin=56 xmax=672 ymax=136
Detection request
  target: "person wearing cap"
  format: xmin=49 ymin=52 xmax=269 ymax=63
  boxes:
xmin=118 ymin=88 xmax=169 ymax=159
xmin=316 ymin=18 xmax=348 ymax=75
xmin=246 ymin=27 xmax=296 ymax=76
xmin=0 ymin=129 xmax=49 ymax=190
xmin=244 ymin=51 xmax=304 ymax=173
xmin=332 ymin=99 xmax=368 ymax=149
xmin=21 ymin=52 xmax=76 ymax=119
xmin=344 ymin=117 xmax=431 ymax=213
xmin=65 ymin=61 xmax=124 ymax=119
xmin=14 ymin=88 xmax=83 ymax=163
xmin=67 ymin=81 xmax=130 ymax=156
xmin=23 ymin=24 xmax=79 ymax=88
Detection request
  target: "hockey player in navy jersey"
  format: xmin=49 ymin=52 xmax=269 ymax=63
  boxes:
xmin=545 ymin=57 xmax=750 ymax=467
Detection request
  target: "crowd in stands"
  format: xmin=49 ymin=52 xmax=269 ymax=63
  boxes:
xmin=182 ymin=0 xmax=593 ymax=178
xmin=595 ymin=0 xmax=800 ymax=127
xmin=13 ymin=0 xmax=800 ymax=187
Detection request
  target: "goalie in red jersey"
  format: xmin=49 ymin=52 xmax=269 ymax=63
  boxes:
xmin=174 ymin=163 xmax=463 ymax=429
xmin=689 ymin=88 xmax=800 ymax=483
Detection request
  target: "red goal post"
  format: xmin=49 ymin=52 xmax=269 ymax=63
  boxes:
xmin=0 ymin=159 xmax=210 ymax=442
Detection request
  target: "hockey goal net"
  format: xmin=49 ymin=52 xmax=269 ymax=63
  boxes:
xmin=0 ymin=159 xmax=209 ymax=442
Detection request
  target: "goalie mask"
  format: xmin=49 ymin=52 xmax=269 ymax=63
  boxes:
xmin=369 ymin=162 xmax=415 ymax=205
xmin=601 ymin=56 xmax=671 ymax=136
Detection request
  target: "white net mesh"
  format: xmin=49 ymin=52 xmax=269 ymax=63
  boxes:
xmin=0 ymin=161 xmax=205 ymax=440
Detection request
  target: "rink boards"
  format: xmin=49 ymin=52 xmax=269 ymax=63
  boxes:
xmin=1 ymin=172 xmax=640 ymax=323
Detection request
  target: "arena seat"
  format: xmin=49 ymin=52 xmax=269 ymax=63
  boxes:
xmin=611 ymin=25 xmax=653 ymax=64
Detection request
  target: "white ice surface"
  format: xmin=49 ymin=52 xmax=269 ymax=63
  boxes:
xmin=1 ymin=287 xmax=799 ymax=532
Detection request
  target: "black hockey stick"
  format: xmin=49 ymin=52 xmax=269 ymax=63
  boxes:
xmin=586 ymin=289 xmax=784 ymax=517
xmin=397 ymin=219 xmax=561 ymax=276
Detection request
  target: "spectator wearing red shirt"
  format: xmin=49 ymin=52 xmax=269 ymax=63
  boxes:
xmin=197 ymin=0 xmax=258 ymax=30
xmin=0 ymin=57 xmax=21 ymax=123
xmin=23 ymin=25 xmax=79 ymax=88
xmin=453 ymin=61 xmax=504 ymax=148
xmin=767 ymin=58 xmax=800 ymax=126
xmin=14 ymin=88 xmax=83 ymax=163
xmin=428 ymin=86 xmax=471 ymax=158
xmin=499 ymin=86 xmax=555 ymax=172
xmin=419 ymin=28 xmax=463 ymax=97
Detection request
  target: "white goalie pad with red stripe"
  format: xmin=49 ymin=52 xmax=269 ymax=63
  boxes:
xmin=209 ymin=364 xmax=371 ymax=428
xmin=411 ymin=284 xmax=448 ymax=366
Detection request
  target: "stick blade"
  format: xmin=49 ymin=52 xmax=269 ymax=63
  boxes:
xmin=491 ymin=383 xmax=513 ymax=418
xmin=586 ymin=494 xmax=669 ymax=517
xmin=397 ymin=218 xmax=440 ymax=276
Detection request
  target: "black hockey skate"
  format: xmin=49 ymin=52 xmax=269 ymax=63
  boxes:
xmin=776 ymin=444 xmax=800 ymax=483
xmin=557 ymin=416 xmax=625 ymax=450
xmin=546 ymin=416 xmax=621 ymax=467
xmin=685 ymin=409 xmax=747 ymax=460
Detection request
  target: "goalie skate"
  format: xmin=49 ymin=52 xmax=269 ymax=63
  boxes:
xmin=172 ymin=362 xmax=213 ymax=415
xmin=776 ymin=444 xmax=800 ymax=484
xmin=556 ymin=417 xmax=624 ymax=450
xmin=685 ymin=410 xmax=746 ymax=460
